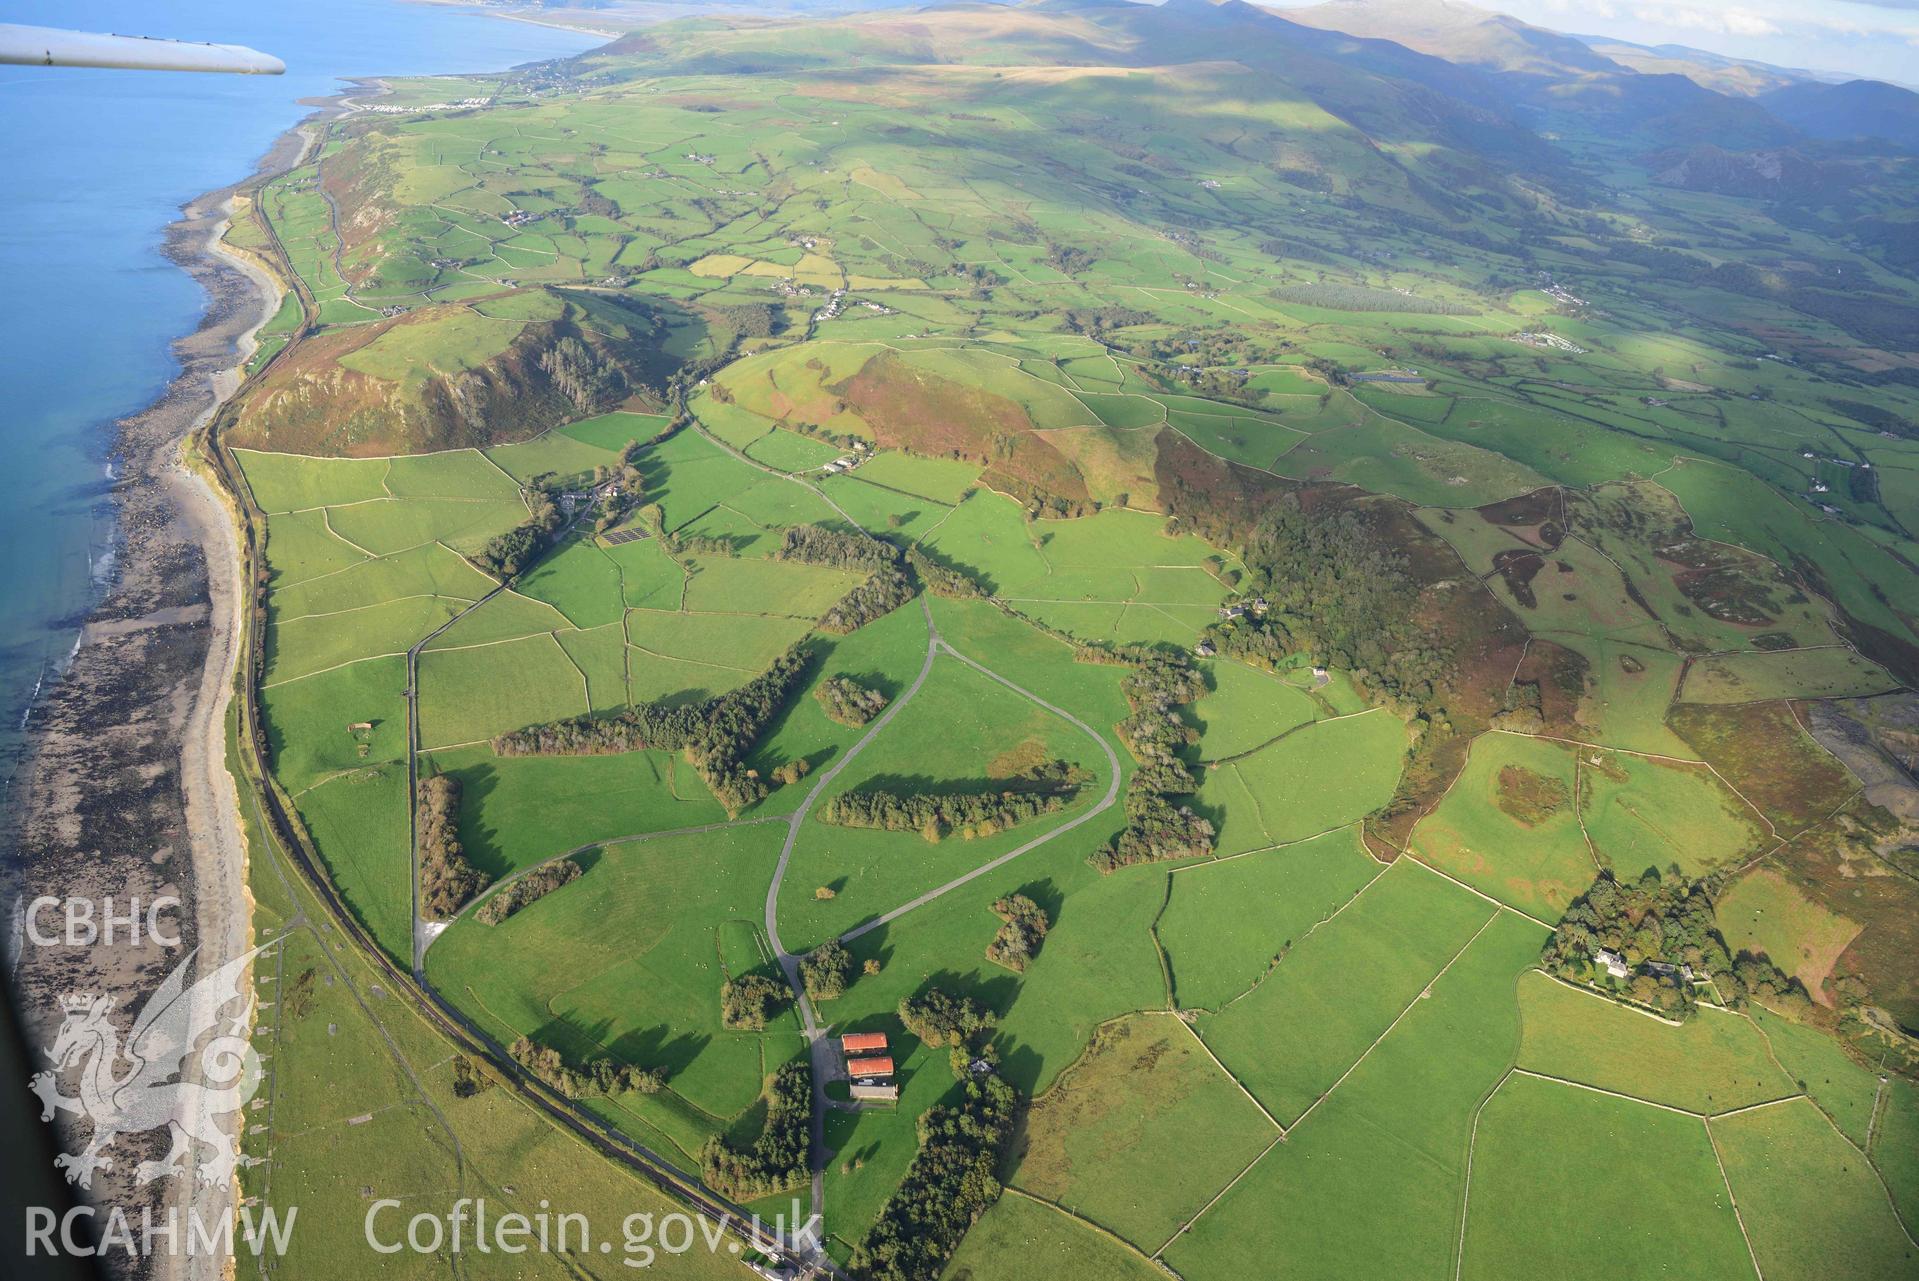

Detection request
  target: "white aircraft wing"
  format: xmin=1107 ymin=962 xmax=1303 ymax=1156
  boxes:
xmin=0 ymin=23 xmax=284 ymax=74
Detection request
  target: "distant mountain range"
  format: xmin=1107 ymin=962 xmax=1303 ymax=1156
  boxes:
xmin=1273 ymin=0 xmax=1919 ymax=151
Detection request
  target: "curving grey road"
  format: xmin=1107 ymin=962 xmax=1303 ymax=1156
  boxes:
xmin=759 ymin=595 xmax=1125 ymax=1243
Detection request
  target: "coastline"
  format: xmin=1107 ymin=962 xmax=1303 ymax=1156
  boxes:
xmin=5 ymin=116 xmax=311 ymax=1280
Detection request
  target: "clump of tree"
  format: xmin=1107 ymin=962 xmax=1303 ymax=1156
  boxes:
xmin=985 ymin=895 xmax=1050 ymax=972
xmin=1077 ymin=644 xmax=1215 ymax=871
xmin=906 ymin=548 xmax=986 ymax=599
xmin=476 ymin=857 xmax=581 ymax=925
xmin=473 ymin=490 xmax=564 ymax=579
xmin=815 ymin=675 xmax=889 ymax=727
xmin=451 ymin=1055 xmax=493 ymax=1098
xmin=1090 ymin=788 xmax=1216 ymax=872
xmin=538 ymin=333 xmax=627 ymax=411
xmin=777 ymin=523 xmax=898 ymax=572
xmin=720 ymin=973 xmax=792 ymax=1030
xmin=771 ymin=757 xmax=812 ymax=787
xmin=898 ymin=988 xmax=995 ymax=1048
xmin=493 ymin=643 xmax=811 ymax=814
xmin=1540 ymin=868 xmax=1808 ymax=1018
xmin=419 ymin=774 xmax=490 ymax=918
xmin=776 ymin=524 xmax=917 ymax=633
xmin=1108 ymin=649 xmax=1207 ymax=794
xmin=822 ymin=564 xmax=915 ymax=634
xmin=820 ymin=761 xmax=1086 ymax=842
xmin=509 ymin=1037 xmax=664 ymax=1099
xmin=848 ymin=1071 xmax=1017 ymax=1281
xmin=700 ymin=1061 xmax=811 ymax=1199
xmin=1061 ymin=304 xmax=1153 ymax=335
xmin=801 ymin=939 xmax=855 ymax=1001
xmin=1215 ymin=495 xmax=1456 ymax=746
xmin=721 ymin=301 xmax=778 ymax=340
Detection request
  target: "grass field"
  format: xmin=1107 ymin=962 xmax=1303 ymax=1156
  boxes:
xmin=1189 ymin=659 xmax=1320 ymax=760
xmin=1751 ymin=1006 xmax=1882 ymax=1148
xmin=1578 ymin=748 xmax=1767 ymax=879
xmin=1008 ymin=1013 xmax=1279 ymax=1250
xmin=1197 ymin=710 xmax=1407 ymax=856
xmin=1157 ymin=827 xmax=1382 ymax=1010
xmin=1459 ymin=1074 xmax=1755 ymax=1281
xmin=1197 ymin=859 xmax=1496 ymax=1124
xmin=944 ymin=1192 xmax=1164 ymax=1281
xmin=1411 ymin=733 xmax=1592 ymax=921
xmin=1514 ymin=971 xmax=1794 ymax=1114
xmin=775 ymin=646 xmax=1111 ymax=948
xmin=1717 ymin=867 xmax=1863 ymax=1005
xmin=1165 ymin=910 xmax=1545 ymax=1279
xmin=1680 ymin=648 xmax=1898 ymax=703
xmin=427 ymin=824 xmax=793 ymax=1160
xmin=1712 ymin=1099 xmax=1918 ymax=1281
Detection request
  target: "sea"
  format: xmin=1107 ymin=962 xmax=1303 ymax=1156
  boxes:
xmin=0 ymin=0 xmax=598 ymax=793
xmin=0 ymin=8 xmax=596 ymax=1267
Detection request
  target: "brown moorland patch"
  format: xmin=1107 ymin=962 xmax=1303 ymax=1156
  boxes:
xmin=1668 ymin=701 xmax=1855 ymax=837
xmin=835 ymin=350 xmax=1090 ymax=501
xmin=1496 ymin=763 xmax=1571 ymax=827
xmin=1764 ymin=800 xmax=1919 ymax=1027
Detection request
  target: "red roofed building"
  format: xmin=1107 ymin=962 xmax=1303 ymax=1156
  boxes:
xmin=845 ymin=1056 xmax=894 ymax=1079
xmin=840 ymin=1032 xmax=888 ymax=1055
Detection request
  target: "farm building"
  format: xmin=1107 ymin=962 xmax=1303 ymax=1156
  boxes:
xmin=840 ymin=1031 xmax=888 ymax=1055
xmin=846 ymin=1056 xmax=894 ymax=1078
xmin=849 ymin=1081 xmax=899 ymax=1103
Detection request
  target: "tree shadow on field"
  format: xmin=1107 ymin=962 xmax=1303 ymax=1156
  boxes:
xmin=450 ymin=761 xmax=508 ymax=877
xmin=917 ymin=968 xmax=1019 ymax=1017
xmin=610 ymin=1023 xmax=713 ymax=1080
xmin=909 ymin=539 xmax=997 ymax=595
xmin=1008 ymin=877 xmax=1063 ymax=925
xmin=741 ymin=642 xmax=837 ymax=782
xmin=844 ymin=923 xmax=894 ymax=976
xmin=843 ymin=666 xmax=903 ymax=702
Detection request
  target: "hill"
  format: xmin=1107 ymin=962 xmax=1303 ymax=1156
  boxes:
xmin=1574 ymin=35 xmax=1823 ymax=96
xmin=1276 ymin=0 xmax=1792 ymax=145
xmin=1761 ymin=79 xmax=1919 ymax=152
xmin=1283 ymin=0 xmax=1622 ymax=78
xmin=230 ymin=289 xmax=672 ymax=456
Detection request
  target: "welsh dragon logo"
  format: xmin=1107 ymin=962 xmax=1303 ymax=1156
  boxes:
xmin=29 ymin=945 xmax=267 ymax=1190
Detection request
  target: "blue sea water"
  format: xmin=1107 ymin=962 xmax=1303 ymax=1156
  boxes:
xmin=0 ymin=2 xmax=598 ymax=787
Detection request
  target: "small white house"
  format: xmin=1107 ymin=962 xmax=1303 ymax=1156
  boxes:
xmin=1593 ymin=949 xmax=1631 ymax=980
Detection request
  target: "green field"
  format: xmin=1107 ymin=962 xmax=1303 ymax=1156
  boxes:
xmin=1411 ymin=733 xmax=1592 ymax=921
xmin=1166 ymin=910 xmax=1546 ymax=1279
xmin=1459 ymin=1074 xmax=1755 ymax=1281
xmin=1009 ymin=1013 xmax=1279 ymax=1250
xmin=1515 ymin=971 xmax=1794 ymax=1114
xmin=1197 ymin=859 xmax=1497 ymax=1124
xmin=1713 ymin=1099 xmax=1919 ymax=1281
xmin=425 ymin=824 xmax=794 ymax=1161
xmin=1158 ymin=827 xmax=1382 ymax=1010
xmin=944 ymin=1192 xmax=1165 ymax=1281
xmin=1198 ymin=709 xmax=1407 ymax=856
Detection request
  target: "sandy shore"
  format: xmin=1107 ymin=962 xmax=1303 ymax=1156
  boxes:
xmin=4 ymin=122 xmax=304 ymax=1280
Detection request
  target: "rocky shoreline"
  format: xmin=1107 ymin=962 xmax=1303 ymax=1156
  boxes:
xmin=2 ymin=120 xmax=309 ymax=1279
